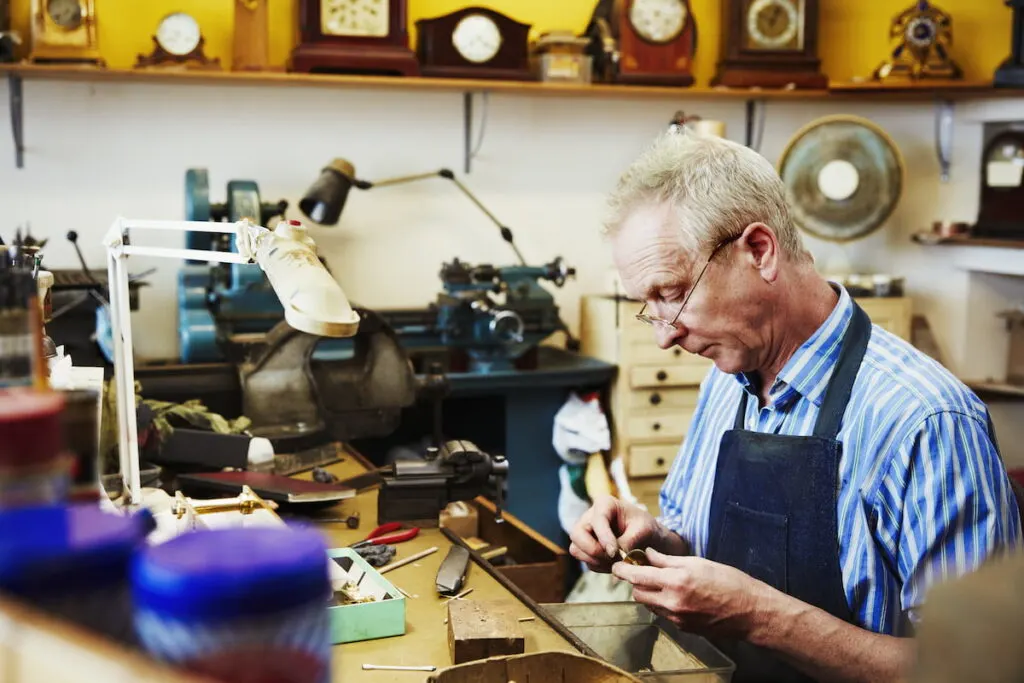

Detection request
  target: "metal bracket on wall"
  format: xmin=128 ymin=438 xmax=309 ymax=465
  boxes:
xmin=744 ymin=98 xmax=767 ymax=152
xmin=934 ymin=98 xmax=955 ymax=183
xmin=8 ymin=73 xmax=23 ymax=168
xmin=462 ymin=90 xmax=490 ymax=175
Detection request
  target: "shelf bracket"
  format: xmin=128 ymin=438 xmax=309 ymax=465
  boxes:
xmin=934 ymin=98 xmax=954 ymax=183
xmin=463 ymin=90 xmax=473 ymax=174
xmin=8 ymin=72 xmax=23 ymax=169
xmin=744 ymin=98 xmax=767 ymax=151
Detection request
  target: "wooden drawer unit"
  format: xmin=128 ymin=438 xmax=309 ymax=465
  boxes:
xmin=857 ymin=297 xmax=912 ymax=341
xmin=580 ymin=295 xmax=708 ymax=482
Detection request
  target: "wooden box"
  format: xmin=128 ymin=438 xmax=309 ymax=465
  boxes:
xmin=470 ymin=497 xmax=569 ymax=604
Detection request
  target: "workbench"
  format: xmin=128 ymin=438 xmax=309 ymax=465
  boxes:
xmin=301 ymin=447 xmax=584 ymax=681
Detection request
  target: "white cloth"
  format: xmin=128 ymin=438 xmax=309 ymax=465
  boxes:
xmin=552 ymin=392 xmax=611 ymax=465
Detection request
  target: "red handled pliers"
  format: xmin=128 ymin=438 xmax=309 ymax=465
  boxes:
xmin=349 ymin=522 xmax=419 ymax=549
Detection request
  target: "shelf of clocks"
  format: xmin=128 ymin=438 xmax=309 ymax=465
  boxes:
xmin=0 ymin=63 xmax=1017 ymax=101
xmin=2 ymin=62 xmax=1022 ymax=171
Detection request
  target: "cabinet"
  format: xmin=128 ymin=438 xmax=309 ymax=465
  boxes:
xmin=579 ymin=295 xmax=913 ymax=516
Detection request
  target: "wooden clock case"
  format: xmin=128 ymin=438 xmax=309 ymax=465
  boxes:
xmin=416 ymin=7 xmax=533 ymax=80
xmin=712 ymin=0 xmax=827 ymax=89
xmin=616 ymin=0 xmax=697 ymax=86
xmin=290 ymin=0 xmax=420 ymax=76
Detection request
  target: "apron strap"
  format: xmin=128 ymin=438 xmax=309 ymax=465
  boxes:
xmin=732 ymin=302 xmax=872 ymax=439
xmin=812 ymin=303 xmax=872 ymax=440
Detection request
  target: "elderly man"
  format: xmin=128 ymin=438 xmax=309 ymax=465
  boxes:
xmin=569 ymin=131 xmax=1023 ymax=683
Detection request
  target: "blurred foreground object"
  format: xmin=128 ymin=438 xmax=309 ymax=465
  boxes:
xmin=912 ymin=552 xmax=1024 ymax=683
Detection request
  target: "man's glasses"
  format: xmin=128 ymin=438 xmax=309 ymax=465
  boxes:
xmin=635 ymin=234 xmax=739 ymax=330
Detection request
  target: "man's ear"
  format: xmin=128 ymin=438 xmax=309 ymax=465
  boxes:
xmin=738 ymin=223 xmax=779 ymax=283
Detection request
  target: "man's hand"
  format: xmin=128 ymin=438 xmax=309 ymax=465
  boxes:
xmin=613 ymin=549 xmax=915 ymax=683
xmin=568 ymin=495 xmax=688 ymax=573
xmin=612 ymin=549 xmax=768 ymax=639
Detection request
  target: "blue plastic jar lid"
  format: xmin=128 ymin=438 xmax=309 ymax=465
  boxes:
xmin=0 ymin=503 xmax=154 ymax=594
xmin=132 ymin=526 xmax=330 ymax=623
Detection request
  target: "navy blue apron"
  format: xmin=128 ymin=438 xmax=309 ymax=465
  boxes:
xmin=704 ymin=303 xmax=871 ymax=683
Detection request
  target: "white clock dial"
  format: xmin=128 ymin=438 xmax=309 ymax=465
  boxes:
xmin=628 ymin=0 xmax=687 ymax=44
xmin=321 ymin=0 xmax=389 ymax=38
xmin=47 ymin=0 xmax=83 ymax=30
xmin=452 ymin=14 xmax=502 ymax=64
xmin=156 ymin=12 xmax=201 ymax=57
xmin=746 ymin=0 xmax=800 ymax=49
xmin=904 ymin=16 xmax=938 ymax=49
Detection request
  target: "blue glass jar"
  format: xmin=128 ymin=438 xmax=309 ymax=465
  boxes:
xmin=132 ymin=526 xmax=333 ymax=683
xmin=0 ymin=503 xmax=154 ymax=644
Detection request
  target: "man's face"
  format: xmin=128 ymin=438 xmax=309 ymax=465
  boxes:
xmin=611 ymin=202 xmax=770 ymax=375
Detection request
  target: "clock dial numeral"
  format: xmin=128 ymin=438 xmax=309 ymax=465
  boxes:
xmin=47 ymin=0 xmax=83 ymax=30
xmin=745 ymin=0 xmax=802 ymax=50
xmin=452 ymin=14 xmax=502 ymax=64
xmin=156 ymin=12 xmax=201 ymax=57
xmin=628 ymin=0 xmax=687 ymax=44
xmin=321 ymin=0 xmax=389 ymax=38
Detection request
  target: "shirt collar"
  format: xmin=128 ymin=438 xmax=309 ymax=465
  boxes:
xmin=734 ymin=283 xmax=854 ymax=407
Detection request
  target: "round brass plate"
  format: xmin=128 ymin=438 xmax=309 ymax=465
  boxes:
xmin=778 ymin=115 xmax=905 ymax=243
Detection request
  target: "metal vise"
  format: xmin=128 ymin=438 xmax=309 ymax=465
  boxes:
xmin=178 ymin=168 xmax=292 ymax=363
xmin=377 ymin=439 xmax=509 ymax=527
xmin=432 ymin=256 xmax=575 ymax=373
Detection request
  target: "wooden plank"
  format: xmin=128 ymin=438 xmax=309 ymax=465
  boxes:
xmin=0 ymin=63 xmax=1019 ymax=102
xmin=912 ymin=234 xmax=1024 ymax=250
xmin=447 ymin=600 xmax=525 ymax=665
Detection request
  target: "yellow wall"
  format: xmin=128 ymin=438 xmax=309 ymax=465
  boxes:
xmin=9 ymin=0 xmax=1015 ymax=83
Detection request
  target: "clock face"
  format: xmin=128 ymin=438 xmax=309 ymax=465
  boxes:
xmin=452 ymin=13 xmax=502 ymax=64
xmin=628 ymin=0 xmax=687 ymax=44
xmin=745 ymin=0 xmax=803 ymax=51
xmin=904 ymin=16 xmax=937 ymax=49
xmin=156 ymin=12 xmax=201 ymax=56
xmin=321 ymin=0 xmax=389 ymax=38
xmin=47 ymin=0 xmax=83 ymax=30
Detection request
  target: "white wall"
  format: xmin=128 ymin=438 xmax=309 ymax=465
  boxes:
xmin=3 ymin=78 xmax=1024 ymax=462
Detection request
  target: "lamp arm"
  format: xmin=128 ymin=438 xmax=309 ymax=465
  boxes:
xmin=358 ymin=169 xmax=527 ymax=266
xmin=103 ymin=217 xmax=359 ymax=508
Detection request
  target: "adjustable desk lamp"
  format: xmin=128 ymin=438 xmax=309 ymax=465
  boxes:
xmin=299 ymin=159 xmax=527 ymax=266
xmin=104 ymin=217 xmax=360 ymax=507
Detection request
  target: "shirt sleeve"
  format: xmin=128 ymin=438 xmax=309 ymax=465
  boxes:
xmin=875 ymin=409 xmax=1023 ymax=624
xmin=657 ymin=366 xmax=717 ymax=544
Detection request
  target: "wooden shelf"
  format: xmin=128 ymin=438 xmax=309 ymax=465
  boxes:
xmin=1 ymin=63 xmax=1022 ymax=102
xmin=912 ymin=234 xmax=1024 ymax=250
xmin=963 ymin=380 xmax=1024 ymax=400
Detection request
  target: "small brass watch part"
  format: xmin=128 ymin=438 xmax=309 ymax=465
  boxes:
xmin=619 ymin=548 xmax=650 ymax=566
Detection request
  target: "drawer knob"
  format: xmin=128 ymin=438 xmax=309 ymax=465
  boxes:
xmin=656 ymin=370 xmax=668 ymax=381
xmin=649 ymin=393 xmax=662 ymax=405
xmin=656 ymin=457 xmax=666 ymax=467
xmin=673 ymin=348 xmax=682 ymax=357
xmin=652 ymin=422 xmax=661 ymax=431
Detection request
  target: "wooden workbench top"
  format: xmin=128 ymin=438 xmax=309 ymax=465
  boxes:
xmin=300 ymin=448 xmax=580 ymax=681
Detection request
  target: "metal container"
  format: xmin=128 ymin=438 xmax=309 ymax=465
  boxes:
xmin=541 ymin=602 xmax=735 ymax=682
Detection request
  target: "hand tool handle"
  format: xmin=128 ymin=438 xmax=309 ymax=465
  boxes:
xmin=370 ymin=527 xmax=419 ymax=545
xmin=366 ymin=521 xmax=403 ymax=539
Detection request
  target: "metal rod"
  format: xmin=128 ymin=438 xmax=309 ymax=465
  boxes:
xmin=368 ymin=172 xmax=445 ymax=188
xmin=464 ymin=91 xmax=473 ymax=174
xmin=120 ymin=245 xmax=250 ymax=263
xmin=9 ymin=73 xmax=22 ymax=168
xmin=439 ymin=527 xmax=601 ymax=659
xmin=362 ymin=664 xmax=437 ymax=672
xmin=379 ymin=546 xmax=439 ymax=574
xmin=119 ymin=219 xmax=240 ymax=233
xmin=448 ymin=175 xmax=526 ymax=265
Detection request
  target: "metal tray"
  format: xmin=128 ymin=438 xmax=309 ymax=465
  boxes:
xmin=541 ymin=602 xmax=735 ymax=682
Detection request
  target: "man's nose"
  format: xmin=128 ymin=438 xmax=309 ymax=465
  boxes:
xmin=655 ymin=322 xmax=685 ymax=350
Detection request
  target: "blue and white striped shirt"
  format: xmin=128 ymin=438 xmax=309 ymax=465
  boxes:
xmin=658 ymin=284 xmax=1022 ymax=636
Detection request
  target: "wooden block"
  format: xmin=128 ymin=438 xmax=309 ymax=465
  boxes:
xmin=446 ymin=600 xmax=525 ymax=664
